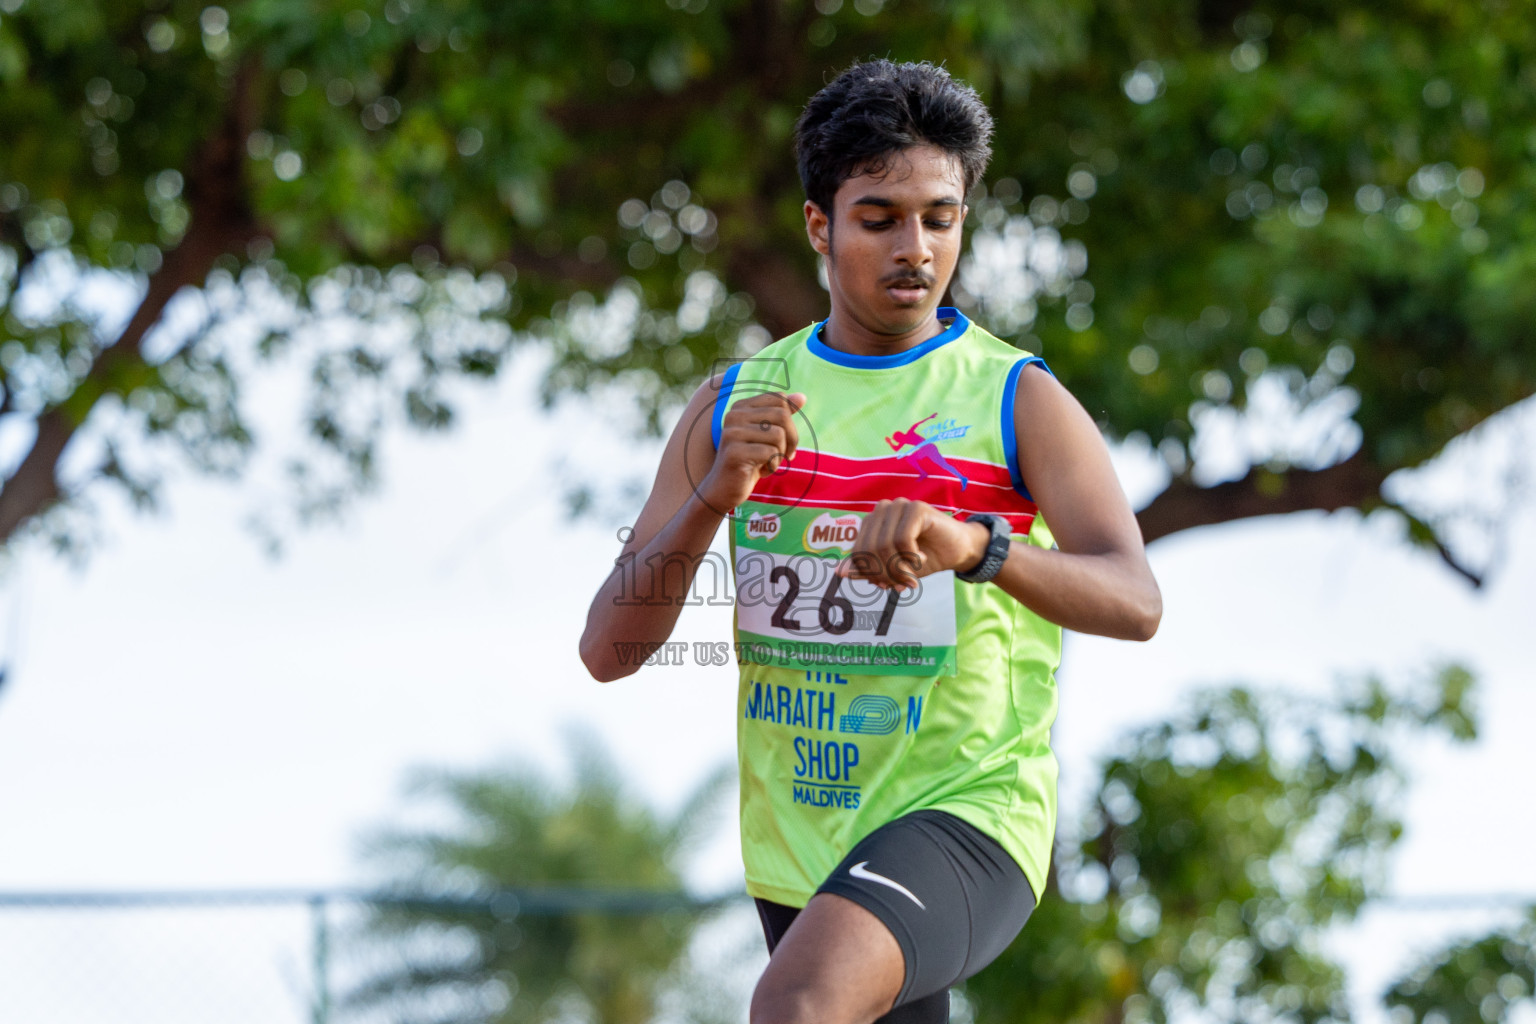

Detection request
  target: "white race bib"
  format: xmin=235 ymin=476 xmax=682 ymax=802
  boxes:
xmin=733 ymin=503 xmax=958 ymax=676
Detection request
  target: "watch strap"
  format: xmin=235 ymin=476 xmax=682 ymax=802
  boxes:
xmin=956 ymin=513 xmax=1011 ymax=584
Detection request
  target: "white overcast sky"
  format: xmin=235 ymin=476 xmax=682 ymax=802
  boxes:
xmin=0 ymin=333 xmax=1530 ymax=1022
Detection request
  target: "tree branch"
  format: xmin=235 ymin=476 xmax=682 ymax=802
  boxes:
xmin=0 ymin=408 xmax=71 ymax=541
xmin=725 ymin=243 xmax=824 ymax=338
xmin=1137 ymin=451 xmax=1388 ymax=544
xmin=1427 ymin=535 xmax=1485 ymax=589
xmin=504 ymin=242 xmax=621 ymax=293
xmin=1137 ymin=449 xmax=1494 ymax=588
xmin=0 ymin=64 xmax=258 ymax=547
xmin=533 ymin=0 xmax=825 ymax=339
xmin=1379 ymin=501 xmax=1487 ymax=589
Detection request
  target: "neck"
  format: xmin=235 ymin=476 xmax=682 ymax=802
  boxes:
xmin=819 ymin=299 xmax=952 ymax=358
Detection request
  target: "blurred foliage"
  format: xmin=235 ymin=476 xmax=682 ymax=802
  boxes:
xmin=1387 ymin=912 xmax=1536 ymax=1024
xmin=0 ymin=0 xmax=1532 ymax=571
xmin=965 ymin=664 xmax=1482 ymax=1024
xmin=341 ymin=670 xmax=1521 ymax=1024
xmin=349 ymin=732 xmax=732 ymax=1024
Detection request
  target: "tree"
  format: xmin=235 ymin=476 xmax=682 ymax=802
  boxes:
xmin=344 ymin=670 xmax=1523 ymax=1024
xmin=346 ymin=734 xmax=731 ymax=1024
xmin=1387 ymin=912 xmax=1536 ymax=1024
xmin=1 ymin=1 xmax=1532 ymax=575
xmin=964 ymin=665 xmax=1484 ymax=1024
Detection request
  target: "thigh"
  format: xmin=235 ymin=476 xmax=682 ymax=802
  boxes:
xmin=754 ymin=899 xmax=951 ymax=1024
xmin=750 ymin=891 xmax=907 ymax=1024
xmin=815 ymin=809 xmax=1036 ymax=1004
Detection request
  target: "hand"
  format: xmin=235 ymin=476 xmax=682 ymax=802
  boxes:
xmin=836 ymin=498 xmax=992 ymax=590
xmin=699 ymin=391 xmax=806 ymax=511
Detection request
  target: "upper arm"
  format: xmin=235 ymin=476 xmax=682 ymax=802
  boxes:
xmin=1012 ymin=363 xmax=1146 ymax=560
xmin=621 ymin=373 xmax=725 ymax=557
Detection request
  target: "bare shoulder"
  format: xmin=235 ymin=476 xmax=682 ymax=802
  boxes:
xmin=1010 ymin=360 xmax=1140 ymax=554
xmin=1011 ymin=359 xmax=1103 ymax=452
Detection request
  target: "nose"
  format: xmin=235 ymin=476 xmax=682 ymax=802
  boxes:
xmin=892 ymin=218 xmax=934 ymax=269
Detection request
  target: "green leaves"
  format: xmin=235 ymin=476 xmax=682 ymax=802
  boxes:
xmin=352 ymin=731 xmax=732 ymax=1024
xmin=966 ymin=666 xmax=1481 ymax=1024
xmin=2 ymin=0 xmax=1533 ymax=565
xmin=1387 ymin=913 xmax=1536 ymax=1024
xmin=338 ymin=668 xmax=1511 ymax=1024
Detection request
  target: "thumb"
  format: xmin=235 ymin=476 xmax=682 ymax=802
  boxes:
xmin=784 ymin=392 xmax=808 ymax=413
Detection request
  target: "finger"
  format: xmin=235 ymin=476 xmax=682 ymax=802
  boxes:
xmin=723 ymin=422 xmax=789 ymax=456
xmin=843 ymin=508 xmax=885 ymax=582
xmin=884 ymin=500 xmax=921 ymax=588
xmin=838 ymin=548 xmax=882 ymax=580
xmin=756 ymin=416 xmax=794 ymax=470
xmin=869 ymin=500 xmax=903 ymax=588
xmin=734 ymin=391 xmax=803 ymax=416
xmin=740 ymin=394 xmax=803 ymax=437
xmin=890 ymin=502 xmax=925 ymax=589
xmin=781 ymin=392 xmax=805 ymax=460
xmin=726 ymin=405 xmax=796 ymax=450
xmin=727 ymin=441 xmax=792 ymax=475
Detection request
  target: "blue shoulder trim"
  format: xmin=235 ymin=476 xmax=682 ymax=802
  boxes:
xmin=1002 ymin=355 xmax=1054 ymax=501
xmin=807 ymin=307 xmax=970 ymax=368
xmin=711 ymin=361 xmax=744 ymax=451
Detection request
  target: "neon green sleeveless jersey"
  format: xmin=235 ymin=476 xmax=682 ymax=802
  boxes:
xmin=712 ymin=307 xmax=1062 ymax=907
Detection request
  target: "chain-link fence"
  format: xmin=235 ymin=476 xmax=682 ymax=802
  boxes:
xmin=1 ymin=889 xmax=1529 ymax=1023
xmin=0 ymin=888 xmax=746 ymax=1024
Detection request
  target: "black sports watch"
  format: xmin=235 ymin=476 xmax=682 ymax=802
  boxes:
xmin=956 ymin=513 xmax=1011 ymax=584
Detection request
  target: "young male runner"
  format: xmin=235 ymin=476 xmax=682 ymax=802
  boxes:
xmin=581 ymin=60 xmax=1161 ymax=1024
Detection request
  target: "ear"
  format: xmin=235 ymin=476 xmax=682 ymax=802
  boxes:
xmin=804 ymin=200 xmax=831 ymax=258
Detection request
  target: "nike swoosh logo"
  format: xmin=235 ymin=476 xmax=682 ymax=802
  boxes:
xmin=849 ymin=861 xmax=926 ymax=909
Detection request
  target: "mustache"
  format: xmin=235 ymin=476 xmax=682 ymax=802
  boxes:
xmin=880 ymin=270 xmax=936 ymax=289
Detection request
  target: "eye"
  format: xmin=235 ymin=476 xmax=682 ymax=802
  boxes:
xmin=861 ymin=219 xmax=894 ymax=230
xmin=925 ymin=219 xmax=955 ymax=230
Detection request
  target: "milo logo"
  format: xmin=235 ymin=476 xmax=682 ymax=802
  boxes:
xmin=804 ymin=512 xmax=862 ymax=553
xmin=746 ymin=511 xmax=781 ymax=540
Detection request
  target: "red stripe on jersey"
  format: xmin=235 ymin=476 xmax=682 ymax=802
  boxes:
xmin=749 ymin=448 xmax=1038 ymax=535
xmin=805 ymin=449 xmax=1018 ymax=488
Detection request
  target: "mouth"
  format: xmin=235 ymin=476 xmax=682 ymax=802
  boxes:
xmin=884 ymin=278 xmax=933 ymax=305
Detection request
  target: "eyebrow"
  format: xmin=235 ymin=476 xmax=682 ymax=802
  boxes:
xmin=848 ymin=195 xmax=962 ymax=209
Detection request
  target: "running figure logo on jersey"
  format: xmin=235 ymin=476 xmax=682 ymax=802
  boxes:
xmin=885 ymin=413 xmax=971 ymax=490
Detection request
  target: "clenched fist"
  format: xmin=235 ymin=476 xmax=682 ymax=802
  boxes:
xmin=699 ymin=391 xmax=806 ymax=511
xmin=837 ymin=498 xmax=992 ymax=590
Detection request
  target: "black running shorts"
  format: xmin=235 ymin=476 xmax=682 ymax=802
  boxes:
xmin=754 ymin=809 xmax=1036 ymax=1022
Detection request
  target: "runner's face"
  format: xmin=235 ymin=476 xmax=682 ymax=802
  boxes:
xmin=805 ymin=144 xmax=968 ymax=337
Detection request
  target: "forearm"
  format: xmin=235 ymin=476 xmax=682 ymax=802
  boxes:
xmin=579 ymin=493 xmax=728 ymax=681
xmin=986 ymin=540 xmax=1161 ymax=641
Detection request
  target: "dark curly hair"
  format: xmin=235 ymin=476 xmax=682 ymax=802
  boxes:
xmin=795 ymin=60 xmax=994 ymax=215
